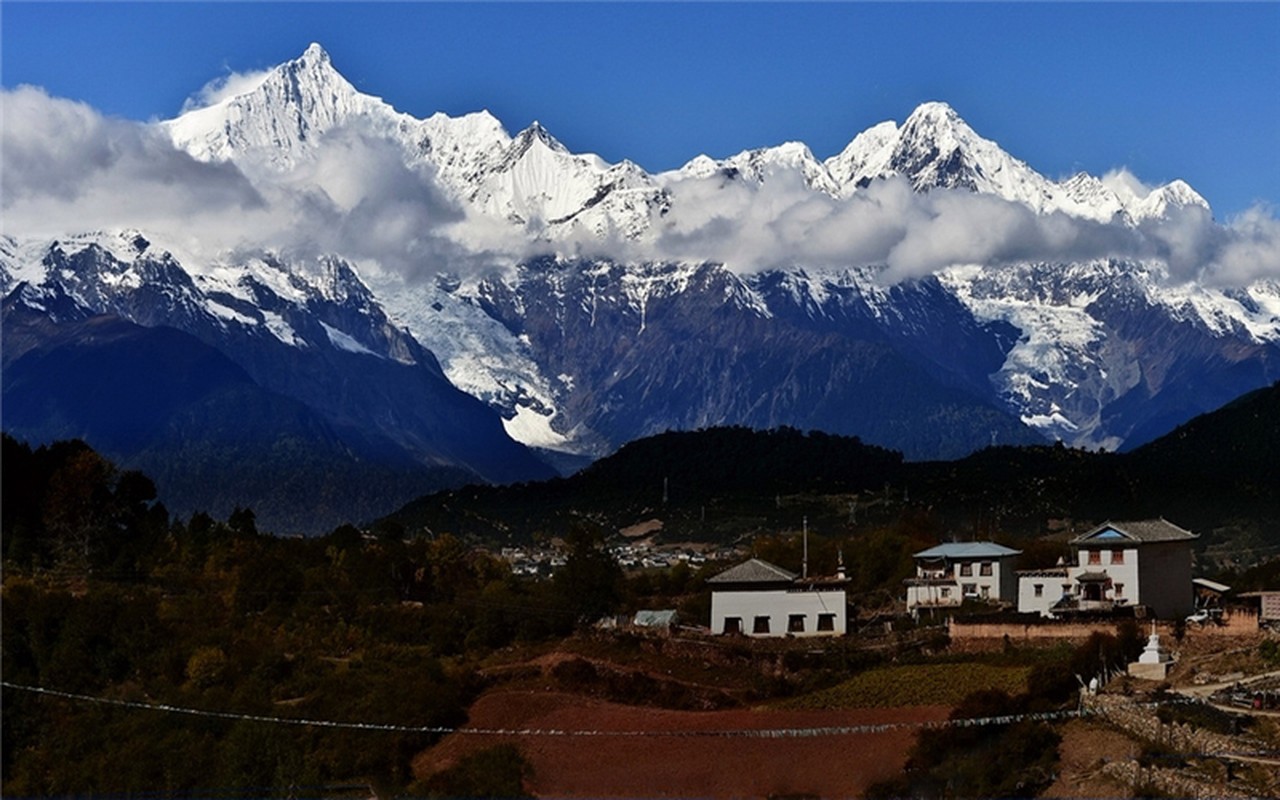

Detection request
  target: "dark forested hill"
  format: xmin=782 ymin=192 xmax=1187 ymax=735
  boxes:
xmin=1 ymin=308 xmax=475 ymax=533
xmin=383 ymin=384 xmax=1280 ymax=556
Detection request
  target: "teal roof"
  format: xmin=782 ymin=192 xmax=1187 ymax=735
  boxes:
xmin=633 ymin=609 xmax=678 ymax=627
xmin=914 ymin=542 xmax=1021 ymax=560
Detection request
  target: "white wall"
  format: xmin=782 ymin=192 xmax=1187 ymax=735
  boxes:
xmin=711 ymin=587 xmax=847 ymax=637
xmin=907 ymin=556 xmax=1018 ymax=611
xmin=907 ymin=582 xmax=960 ymax=610
xmin=1021 ymin=543 xmax=1192 ymax=618
xmin=1017 ymin=574 xmax=1072 ymax=616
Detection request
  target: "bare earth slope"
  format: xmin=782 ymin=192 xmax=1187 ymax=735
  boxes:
xmin=415 ymin=689 xmax=948 ymax=798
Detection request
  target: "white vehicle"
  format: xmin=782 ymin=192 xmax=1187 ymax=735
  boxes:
xmin=1186 ymin=608 xmax=1222 ymax=625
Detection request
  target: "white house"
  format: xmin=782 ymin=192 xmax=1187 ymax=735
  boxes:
xmin=1016 ymin=565 xmax=1072 ymax=617
xmin=904 ymin=542 xmax=1021 ymax=613
xmin=1017 ymin=519 xmax=1198 ymax=619
xmin=707 ymin=558 xmax=847 ymax=637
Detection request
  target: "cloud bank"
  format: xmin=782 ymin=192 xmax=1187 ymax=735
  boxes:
xmin=647 ymin=168 xmax=1280 ymax=285
xmin=3 ymin=86 xmax=1278 ymax=288
xmin=1 ymin=87 xmax=496 ymax=278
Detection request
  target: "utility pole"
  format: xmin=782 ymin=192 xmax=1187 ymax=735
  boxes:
xmin=802 ymin=515 xmax=809 ymax=579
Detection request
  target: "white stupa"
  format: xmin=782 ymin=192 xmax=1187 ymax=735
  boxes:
xmin=1129 ymin=622 xmax=1173 ymax=679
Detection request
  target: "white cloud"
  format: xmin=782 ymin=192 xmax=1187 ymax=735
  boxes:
xmin=4 ymin=86 xmax=1278 ymax=290
xmin=1200 ymin=205 xmax=1280 ymax=286
xmin=0 ymin=87 xmax=482 ymax=278
xmin=1 ymin=86 xmax=265 ymax=239
xmin=180 ymin=69 xmax=272 ymax=113
xmin=1100 ymin=168 xmax=1151 ymax=205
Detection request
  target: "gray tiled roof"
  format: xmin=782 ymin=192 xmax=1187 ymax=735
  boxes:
xmin=1075 ymin=571 xmax=1112 ymax=582
xmin=1072 ymin=519 xmax=1198 ymax=545
xmin=914 ymin=542 xmax=1021 ymax=560
xmin=707 ymin=558 xmax=798 ymax=584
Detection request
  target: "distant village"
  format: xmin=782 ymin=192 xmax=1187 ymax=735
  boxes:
xmin=502 ymin=517 xmax=1280 ymax=677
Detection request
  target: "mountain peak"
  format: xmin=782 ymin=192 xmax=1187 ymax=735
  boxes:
xmin=900 ymin=101 xmax=976 ymax=143
xmin=516 ymin=121 xmax=568 ymax=153
xmin=907 ymin=100 xmax=961 ymax=123
xmin=165 ymin=42 xmax=382 ymax=168
xmin=301 ymin=42 xmax=330 ymax=62
xmin=275 ymin=42 xmax=354 ymax=99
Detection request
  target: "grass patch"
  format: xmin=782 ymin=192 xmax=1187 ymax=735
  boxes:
xmin=776 ymin=662 xmax=1033 ymax=709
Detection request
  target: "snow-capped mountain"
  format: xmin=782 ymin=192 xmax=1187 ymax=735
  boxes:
xmin=1 ymin=230 xmax=554 ymax=531
xmin=6 ymin=43 xmax=1279 ymax=518
xmin=162 ymin=44 xmax=1207 ymax=244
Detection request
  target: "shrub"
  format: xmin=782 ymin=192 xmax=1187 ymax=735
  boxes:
xmin=1259 ymin=638 xmax=1280 ymax=666
xmin=185 ymin=646 xmax=229 ymax=689
xmin=416 ymin=745 xmax=533 ymax=799
xmin=1156 ymin=700 xmax=1250 ymax=735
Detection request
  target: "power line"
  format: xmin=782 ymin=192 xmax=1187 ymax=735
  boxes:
xmin=5 ymin=680 xmax=1084 ymax=738
xmin=7 ymin=679 xmax=1278 ymax=759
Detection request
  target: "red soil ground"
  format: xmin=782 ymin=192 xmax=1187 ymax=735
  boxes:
xmin=415 ymin=689 xmax=950 ymax=798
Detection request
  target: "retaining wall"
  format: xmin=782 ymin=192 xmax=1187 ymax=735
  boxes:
xmin=948 ymin=607 xmax=1258 ymax=650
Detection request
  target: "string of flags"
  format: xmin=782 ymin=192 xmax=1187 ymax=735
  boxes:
xmin=3 ymin=680 xmax=1082 ymax=737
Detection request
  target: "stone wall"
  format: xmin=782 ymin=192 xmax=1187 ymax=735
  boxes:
xmin=948 ymin=607 xmax=1257 ymax=649
xmin=1084 ymin=694 xmax=1271 ymax=799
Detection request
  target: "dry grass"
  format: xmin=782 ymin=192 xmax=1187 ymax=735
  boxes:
xmin=776 ymin=662 xmax=1033 ymax=709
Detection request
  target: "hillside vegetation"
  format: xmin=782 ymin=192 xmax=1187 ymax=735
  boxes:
xmin=385 ymin=383 xmax=1280 ymax=566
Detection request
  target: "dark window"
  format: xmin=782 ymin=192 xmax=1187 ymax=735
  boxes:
xmin=724 ymin=617 xmax=742 ymax=635
xmin=980 ymin=562 xmax=993 ymax=576
xmin=1034 ymin=584 xmax=1044 ymax=597
xmin=817 ymin=613 xmax=836 ymax=632
xmin=1110 ymin=549 xmax=1125 ymax=565
xmin=960 ymin=563 xmax=973 ymax=576
xmin=787 ymin=614 xmax=806 ymax=633
xmin=963 ymin=583 xmax=977 ymax=597
xmin=1115 ymin=583 xmax=1125 ymax=597
xmin=1088 ymin=550 xmax=1101 ymax=565
xmin=753 ymin=616 xmax=771 ymax=634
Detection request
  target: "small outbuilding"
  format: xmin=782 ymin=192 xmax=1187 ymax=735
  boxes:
xmin=632 ymin=609 xmax=679 ymax=632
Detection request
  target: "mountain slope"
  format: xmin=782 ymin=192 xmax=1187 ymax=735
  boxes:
xmin=467 ymin=257 xmax=1040 ymax=459
xmin=382 ymin=384 xmax=1279 ymax=554
xmin=1 ymin=297 xmax=475 ymax=532
xmin=6 ymin=43 xmax=1278 ymax=477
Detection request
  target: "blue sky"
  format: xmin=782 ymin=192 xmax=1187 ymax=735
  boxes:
xmin=3 ymin=2 xmax=1277 ymax=217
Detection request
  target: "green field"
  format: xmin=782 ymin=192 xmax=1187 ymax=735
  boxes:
xmin=777 ymin=662 xmax=1033 ymax=709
